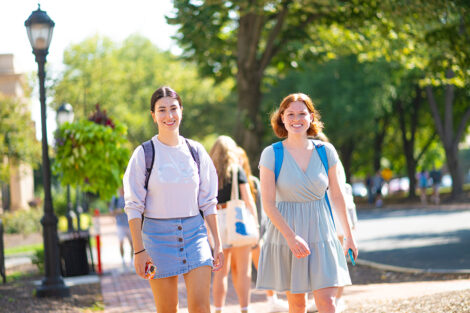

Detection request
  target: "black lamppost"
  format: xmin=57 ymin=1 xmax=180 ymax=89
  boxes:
xmin=25 ymin=5 xmax=70 ymax=297
xmin=56 ymin=103 xmax=74 ymax=232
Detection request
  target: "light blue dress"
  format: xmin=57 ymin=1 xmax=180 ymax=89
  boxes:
xmin=256 ymin=141 xmax=351 ymax=293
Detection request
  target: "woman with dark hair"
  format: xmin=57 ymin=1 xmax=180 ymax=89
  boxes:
xmin=256 ymin=93 xmax=358 ymax=313
xmin=123 ymin=86 xmax=224 ymax=313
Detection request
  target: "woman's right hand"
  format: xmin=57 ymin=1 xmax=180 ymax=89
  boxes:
xmin=134 ymin=250 xmax=154 ymax=279
xmin=286 ymin=234 xmax=311 ymax=259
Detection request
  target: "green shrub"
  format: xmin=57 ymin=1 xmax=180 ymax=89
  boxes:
xmin=31 ymin=247 xmax=45 ymax=274
xmin=0 ymin=208 xmax=42 ymax=234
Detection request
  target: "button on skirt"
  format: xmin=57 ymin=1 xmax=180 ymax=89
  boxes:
xmin=142 ymin=214 xmax=213 ymax=279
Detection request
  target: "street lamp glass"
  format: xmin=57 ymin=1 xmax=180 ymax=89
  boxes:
xmin=24 ymin=5 xmax=55 ymax=51
xmin=56 ymin=103 xmax=74 ymax=126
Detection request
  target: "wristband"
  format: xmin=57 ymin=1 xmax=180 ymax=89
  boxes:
xmin=134 ymin=248 xmax=146 ymax=255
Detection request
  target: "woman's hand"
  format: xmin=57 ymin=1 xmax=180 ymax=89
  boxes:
xmin=286 ymin=234 xmax=311 ymax=259
xmin=343 ymin=235 xmax=358 ymax=261
xmin=212 ymin=243 xmax=224 ymax=272
xmin=134 ymin=250 xmax=154 ymax=279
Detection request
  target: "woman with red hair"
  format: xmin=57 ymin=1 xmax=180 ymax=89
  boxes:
xmin=256 ymin=93 xmax=358 ymax=313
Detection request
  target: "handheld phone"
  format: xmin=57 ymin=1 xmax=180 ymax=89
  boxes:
xmin=348 ymin=249 xmax=356 ymax=266
xmin=144 ymin=261 xmax=156 ymax=280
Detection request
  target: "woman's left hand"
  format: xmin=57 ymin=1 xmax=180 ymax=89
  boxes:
xmin=343 ymin=235 xmax=358 ymax=261
xmin=212 ymin=244 xmax=224 ymax=272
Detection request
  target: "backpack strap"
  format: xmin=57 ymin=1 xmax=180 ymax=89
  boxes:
xmin=185 ymin=138 xmax=200 ymax=175
xmin=272 ymin=141 xmax=284 ymax=182
xmin=142 ymin=139 xmax=155 ymax=190
xmin=184 ymin=138 xmax=204 ymax=217
xmin=312 ymin=140 xmax=336 ymax=230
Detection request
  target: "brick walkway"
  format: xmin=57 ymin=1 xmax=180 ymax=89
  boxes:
xmin=98 ymin=215 xmax=269 ymax=313
xmin=97 ymin=215 xmax=470 ymax=313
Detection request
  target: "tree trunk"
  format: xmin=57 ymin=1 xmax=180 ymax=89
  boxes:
xmin=373 ymin=115 xmax=388 ymax=172
xmin=235 ymin=11 xmax=266 ymax=171
xmin=235 ymin=72 xmax=264 ymax=171
xmin=445 ymin=144 xmax=463 ymax=197
xmin=426 ymin=69 xmax=470 ymax=199
xmin=395 ymin=86 xmax=423 ymax=199
xmin=339 ymin=140 xmax=354 ymax=183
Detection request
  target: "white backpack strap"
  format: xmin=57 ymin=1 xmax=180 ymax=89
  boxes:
xmin=230 ymin=165 xmax=239 ymax=200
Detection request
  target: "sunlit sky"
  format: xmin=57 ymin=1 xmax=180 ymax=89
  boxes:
xmin=1 ymin=0 xmax=178 ymax=140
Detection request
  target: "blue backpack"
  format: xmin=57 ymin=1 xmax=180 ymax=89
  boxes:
xmin=272 ymin=140 xmax=335 ymax=229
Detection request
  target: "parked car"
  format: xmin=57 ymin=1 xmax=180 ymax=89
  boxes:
xmin=351 ymin=182 xmax=367 ymax=198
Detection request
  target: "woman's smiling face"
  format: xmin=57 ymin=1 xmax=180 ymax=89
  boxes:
xmin=151 ymin=97 xmax=182 ymax=131
xmin=281 ymin=101 xmax=314 ymax=135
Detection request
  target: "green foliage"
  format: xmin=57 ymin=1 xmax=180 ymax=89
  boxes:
xmin=4 ymin=243 xmax=42 ymax=256
xmin=53 ymin=115 xmax=129 ymax=200
xmin=31 ymin=247 xmax=45 ymax=274
xmin=0 ymin=94 xmax=40 ymax=182
xmin=262 ymin=56 xmax=393 ymax=173
xmin=169 ymin=0 xmax=379 ymax=80
xmin=52 ymin=34 xmax=236 ymax=147
xmin=0 ymin=208 xmax=42 ymax=234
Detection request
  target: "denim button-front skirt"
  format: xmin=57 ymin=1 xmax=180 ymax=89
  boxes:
xmin=142 ymin=214 xmax=213 ymax=279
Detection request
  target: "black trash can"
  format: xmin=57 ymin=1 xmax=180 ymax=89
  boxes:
xmin=59 ymin=231 xmax=90 ymax=277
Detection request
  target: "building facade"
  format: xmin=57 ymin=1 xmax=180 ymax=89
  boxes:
xmin=0 ymin=54 xmax=35 ymax=212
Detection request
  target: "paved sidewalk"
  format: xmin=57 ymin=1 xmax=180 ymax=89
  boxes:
xmin=97 ymin=215 xmax=470 ymax=312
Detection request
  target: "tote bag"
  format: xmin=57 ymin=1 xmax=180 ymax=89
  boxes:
xmin=225 ymin=166 xmax=259 ymax=247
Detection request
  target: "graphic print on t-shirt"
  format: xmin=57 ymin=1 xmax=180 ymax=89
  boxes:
xmin=157 ymin=158 xmax=195 ymax=184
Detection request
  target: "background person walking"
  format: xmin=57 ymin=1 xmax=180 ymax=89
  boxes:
xmin=236 ymin=146 xmax=289 ymax=313
xmin=256 ymin=93 xmax=357 ymax=313
xmin=123 ymin=86 xmax=224 ymax=313
xmin=429 ymin=167 xmax=442 ymax=205
xmin=418 ymin=169 xmax=428 ymax=204
xmin=109 ymin=187 xmax=133 ymax=269
xmin=210 ymin=136 xmax=258 ymax=313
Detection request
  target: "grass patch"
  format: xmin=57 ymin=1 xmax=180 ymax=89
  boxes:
xmin=4 ymin=243 xmax=42 ymax=256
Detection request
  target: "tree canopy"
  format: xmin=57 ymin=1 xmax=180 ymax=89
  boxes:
xmin=52 ymin=34 xmax=236 ymax=148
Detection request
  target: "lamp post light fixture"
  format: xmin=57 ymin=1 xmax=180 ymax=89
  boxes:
xmin=25 ymin=5 xmax=70 ymax=297
xmin=56 ymin=103 xmax=74 ymax=233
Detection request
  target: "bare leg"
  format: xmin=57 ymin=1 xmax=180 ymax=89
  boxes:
xmin=313 ymin=287 xmax=337 ymax=313
xmin=286 ymin=292 xmax=307 ymax=313
xmin=213 ymin=248 xmax=232 ymax=310
xmin=148 ymin=275 xmax=179 ymax=313
xmin=184 ymin=266 xmax=212 ymax=313
xmin=230 ymin=245 xmax=252 ymax=309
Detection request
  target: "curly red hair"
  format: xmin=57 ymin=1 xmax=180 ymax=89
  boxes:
xmin=270 ymin=93 xmax=323 ymax=138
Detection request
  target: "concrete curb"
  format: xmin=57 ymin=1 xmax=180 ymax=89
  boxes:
xmin=356 ymin=258 xmax=470 ymax=274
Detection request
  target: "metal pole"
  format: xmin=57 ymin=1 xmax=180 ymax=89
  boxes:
xmin=66 ymin=184 xmax=74 ymax=232
xmin=0 ymin=218 xmax=6 ymax=284
xmin=34 ymin=49 xmax=70 ymax=297
xmin=75 ymin=186 xmax=81 ymax=231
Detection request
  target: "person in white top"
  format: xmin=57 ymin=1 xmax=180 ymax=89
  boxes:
xmin=123 ymin=86 xmax=224 ymax=313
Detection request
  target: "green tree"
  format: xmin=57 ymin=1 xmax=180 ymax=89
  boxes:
xmin=391 ymin=70 xmax=438 ymax=198
xmin=0 ymin=94 xmax=40 ymax=182
xmin=169 ymin=0 xmax=379 ymax=162
xmin=53 ymin=106 xmax=129 ymax=200
xmin=361 ymin=1 xmax=470 ymax=198
xmin=52 ymin=34 xmax=235 ymax=148
xmin=262 ymin=56 xmax=392 ymax=180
